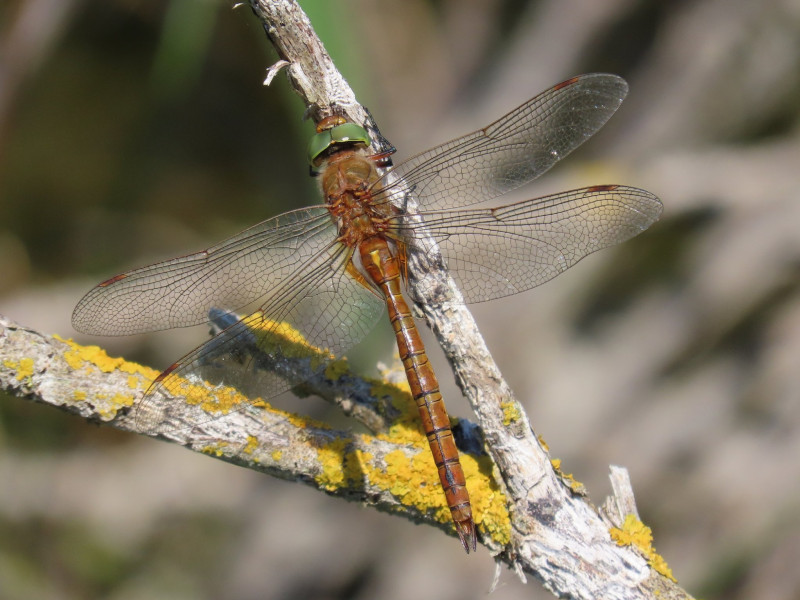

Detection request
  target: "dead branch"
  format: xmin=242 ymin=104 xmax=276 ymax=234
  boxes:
xmin=248 ymin=1 xmax=692 ymax=597
xmin=0 ymin=312 xmax=506 ymax=549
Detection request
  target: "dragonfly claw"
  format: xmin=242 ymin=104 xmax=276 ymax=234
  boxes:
xmin=455 ymin=518 xmax=477 ymax=554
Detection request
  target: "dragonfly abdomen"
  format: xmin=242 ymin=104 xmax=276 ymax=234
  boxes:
xmin=358 ymin=236 xmax=477 ymax=553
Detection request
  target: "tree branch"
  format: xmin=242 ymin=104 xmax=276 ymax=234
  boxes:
xmin=0 ymin=312 xmax=508 ymax=548
xmin=247 ymin=1 xmax=692 ymax=597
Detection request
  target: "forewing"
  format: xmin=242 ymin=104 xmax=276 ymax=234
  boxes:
xmin=373 ymin=73 xmax=628 ymax=212
xmin=134 ymin=243 xmax=385 ymax=434
xmin=72 ymin=207 xmax=335 ymax=336
xmin=400 ymin=185 xmax=662 ymax=304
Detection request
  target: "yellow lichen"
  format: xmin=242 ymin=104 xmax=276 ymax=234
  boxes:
xmin=324 ymin=358 xmax=351 ymax=381
xmin=550 ymin=458 xmax=586 ymax=495
xmin=366 ymin=363 xmax=512 ymax=544
xmin=610 ymin=514 xmax=677 ymax=582
xmin=285 ymin=409 xmax=330 ymax=432
xmin=53 ymin=325 xmax=512 ymax=547
xmin=500 ymin=400 xmax=522 ymax=426
xmin=566 ymin=476 xmax=585 ymax=495
xmin=4 ymin=358 xmax=35 ymax=381
xmin=111 ymin=392 xmax=134 ymax=407
xmin=96 ymin=393 xmax=135 ymax=419
xmin=160 ymin=374 xmax=246 ymax=417
xmin=244 ymin=315 xmax=334 ymax=369
xmin=201 ymin=441 xmax=229 ymax=457
xmin=460 ymin=453 xmax=511 ymax=544
xmin=16 ymin=358 xmax=35 ymax=380
xmin=353 ymin=445 xmax=443 ymax=523
xmin=537 ymin=434 xmax=550 ymax=452
xmin=243 ymin=435 xmax=259 ymax=455
xmin=315 ymin=436 xmax=369 ymax=494
xmin=316 ymin=437 xmax=352 ymax=490
xmin=371 ymin=378 xmax=411 ymax=411
xmin=55 ymin=335 xmax=158 ymax=380
xmin=610 ymin=514 xmax=653 ymax=552
xmin=364 ymin=433 xmax=511 ymax=545
xmin=369 ymin=375 xmax=423 ymax=440
xmin=306 ymin=400 xmax=511 ymax=547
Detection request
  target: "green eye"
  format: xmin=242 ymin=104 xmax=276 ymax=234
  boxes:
xmin=307 ymin=130 xmax=333 ymax=166
xmin=307 ymin=123 xmax=371 ymax=167
xmin=329 ymin=123 xmax=370 ymax=146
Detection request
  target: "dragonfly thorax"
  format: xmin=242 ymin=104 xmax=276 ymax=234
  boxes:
xmin=319 ymin=149 xmax=376 ymax=196
xmin=320 ymin=150 xmax=394 ymax=248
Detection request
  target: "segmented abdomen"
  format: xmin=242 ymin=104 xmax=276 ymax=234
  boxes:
xmin=358 ymin=235 xmax=476 ymax=552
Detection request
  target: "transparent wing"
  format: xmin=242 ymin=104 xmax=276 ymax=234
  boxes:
xmin=71 ymin=72 xmax=656 ymax=435
xmin=373 ymin=73 xmax=628 ymax=212
xmin=134 ymin=242 xmax=385 ymax=434
xmin=73 ymin=207 xmax=336 ymax=335
xmin=72 ymin=206 xmax=385 ymax=434
xmin=399 ymin=185 xmax=662 ymax=304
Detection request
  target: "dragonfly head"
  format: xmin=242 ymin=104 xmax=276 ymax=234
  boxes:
xmin=308 ymin=116 xmax=371 ymax=172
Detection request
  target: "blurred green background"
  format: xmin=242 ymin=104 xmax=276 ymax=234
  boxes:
xmin=2 ymin=1 xmax=800 ymax=599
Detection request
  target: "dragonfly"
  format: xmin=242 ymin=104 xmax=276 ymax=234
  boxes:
xmin=72 ymin=73 xmax=662 ymax=553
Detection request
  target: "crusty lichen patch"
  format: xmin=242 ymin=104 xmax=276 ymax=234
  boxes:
xmin=550 ymin=458 xmax=586 ymax=495
xmin=610 ymin=514 xmax=677 ymax=582
xmin=316 ymin=436 xmax=366 ymax=490
xmin=377 ymin=440 xmax=510 ymax=545
xmin=201 ymin=441 xmax=229 ymax=457
xmin=5 ymin=357 xmax=35 ymax=381
xmin=323 ymin=358 xmax=351 ymax=381
xmin=314 ymin=362 xmax=511 ymax=547
xmin=53 ymin=330 xmax=511 ymax=546
xmin=244 ymin=314 xmax=335 ymax=370
xmin=55 ymin=335 xmax=158 ymax=381
xmin=243 ymin=435 xmax=259 ymax=455
xmin=500 ymin=400 xmax=522 ymax=426
xmin=54 ymin=336 xmax=149 ymax=419
xmin=160 ymin=375 xmax=243 ymax=417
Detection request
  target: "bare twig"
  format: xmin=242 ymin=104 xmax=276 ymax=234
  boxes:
xmin=603 ymin=465 xmax=642 ymax=526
